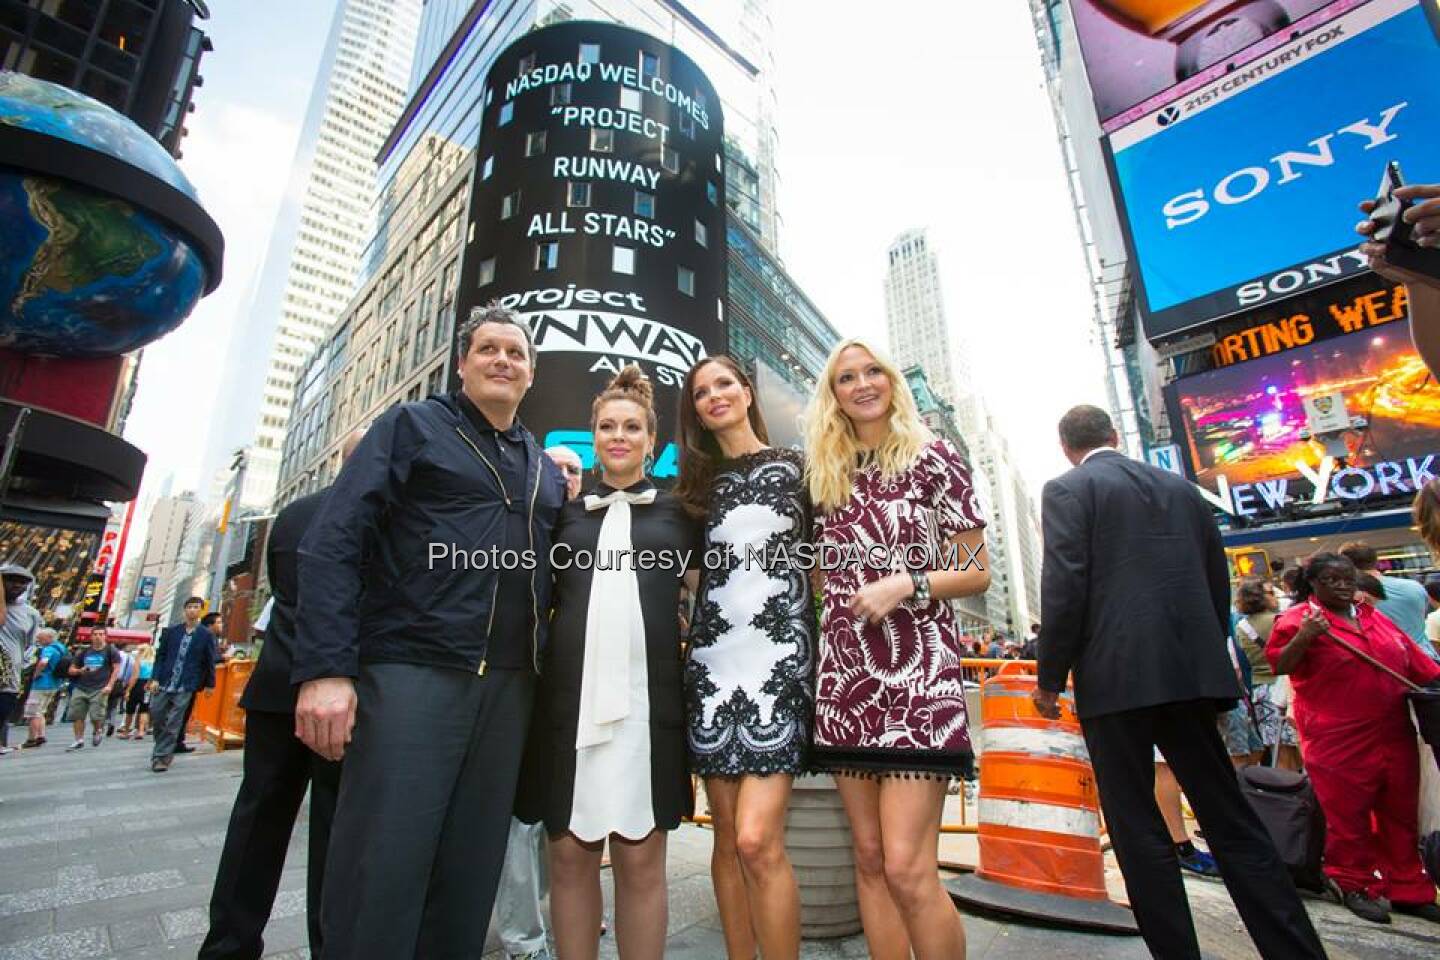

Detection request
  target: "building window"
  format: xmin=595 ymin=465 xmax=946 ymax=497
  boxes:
xmin=640 ymin=51 xmax=659 ymax=82
xmin=551 ymin=82 xmax=572 ymax=106
xmin=567 ymin=182 xmax=591 ymax=208
xmin=716 ymin=298 xmax=724 ymax=321
xmin=477 ymin=257 xmax=496 ymax=286
xmin=535 ymin=242 xmax=560 ymax=271
xmin=679 ymin=113 xmax=695 ymax=138
xmin=661 ymin=145 xmax=679 ymax=174
xmin=706 ymin=181 xmax=718 ymax=206
xmin=501 ymin=191 xmax=521 ymax=219
xmin=518 ymin=53 xmax=536 ymax=74
xmin=620 ymin=87 xmax=641 ymax=112
xmin=633 ymin=191 xmax=655 ymax=218
xmin=715 ymin=152 xmax=723 ymax=172
xmin=612 ymin=245 xmax=635 ymax=275
xmin=590 ymin=128 xmax=614 ymax=152
xmin=499 ymin=102 xmax=514 ymax=126
xmin=525 ymin=131 xmax=546 ymax=156
xmin=695 ymin=219 xmax=707 ymax=247
xmin=579 ymin=43 xmax=601 ymax=65
xmin=482 ymin=156 xmax=494 ymax=180
xmin=678 ymin=266 xmax=695 ymax=297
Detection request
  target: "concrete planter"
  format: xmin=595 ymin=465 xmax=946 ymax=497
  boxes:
xmin=784 ymin=774 xmax=862 ymax=938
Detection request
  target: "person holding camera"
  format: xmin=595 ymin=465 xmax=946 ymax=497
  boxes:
xmin=1357 ymin=181 xmax=1440 ymax=377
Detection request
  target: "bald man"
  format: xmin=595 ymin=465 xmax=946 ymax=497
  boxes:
xmin=200 ymin=428 xmax=367 ymax=960
xmin=545 ymin=445 xmax=583 ymax=500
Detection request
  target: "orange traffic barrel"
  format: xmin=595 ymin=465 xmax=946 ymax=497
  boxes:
xmin=946 ymin=662 xmax=1138 ymax=934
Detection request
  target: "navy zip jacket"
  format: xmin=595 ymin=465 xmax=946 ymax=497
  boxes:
xmin=291 ymin=392 xmax=567 ymax=683
xmin=153 ymin=624 xmax=218 ymax=693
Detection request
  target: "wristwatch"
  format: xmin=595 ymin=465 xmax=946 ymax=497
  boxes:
xmin=909 ymin=570 xmax=931 ymax=604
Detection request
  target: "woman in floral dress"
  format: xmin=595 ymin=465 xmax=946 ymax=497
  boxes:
xmin=804 ymin=337 xmax=990 ymax=960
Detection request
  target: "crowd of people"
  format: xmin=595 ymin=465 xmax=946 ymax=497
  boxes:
xmin=1 ymin=586 xmax=230 ymax=769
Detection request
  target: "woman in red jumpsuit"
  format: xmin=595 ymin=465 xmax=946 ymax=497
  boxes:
xmin=1267 ymin=553 xmax=1440 ymax=924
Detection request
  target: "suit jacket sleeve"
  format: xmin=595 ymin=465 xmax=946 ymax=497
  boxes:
xmin=1038 ymin=478 xmax=1088 ymax=694
xmin=1199 ymin=495 xmax=1232 ymax=639
xmin=201 ymin=630 xmax=217 ymax=690
xmin=292 ymin=405 xmax=421 ymax=684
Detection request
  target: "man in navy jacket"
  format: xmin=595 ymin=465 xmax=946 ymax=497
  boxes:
xmin=149 ymin=597 xmax=217 ymax=772
xmin=293 ymin=305 xmax=566 ymax=959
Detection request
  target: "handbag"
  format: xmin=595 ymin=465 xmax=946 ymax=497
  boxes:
xmin=1315 ymin=622 xmax=1440 ymax=756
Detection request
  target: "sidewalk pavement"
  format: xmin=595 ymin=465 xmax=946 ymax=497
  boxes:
xmin=1 ymin=721 xmax=1436 ymax=959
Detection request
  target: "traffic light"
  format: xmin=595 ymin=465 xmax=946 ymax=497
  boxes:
xmin=1230 ymin=548 xmax=1269 ymax=580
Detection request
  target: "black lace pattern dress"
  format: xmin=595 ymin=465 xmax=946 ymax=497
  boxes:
xmin=685 ymin=448 xmax=814 ymax=777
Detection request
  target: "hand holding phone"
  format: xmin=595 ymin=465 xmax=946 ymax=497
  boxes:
xmin=1364 ymin=161 xmax=1440 ymax=282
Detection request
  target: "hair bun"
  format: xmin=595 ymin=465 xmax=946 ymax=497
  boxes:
xmin=606 ymin=364 xmax=653 ymax=406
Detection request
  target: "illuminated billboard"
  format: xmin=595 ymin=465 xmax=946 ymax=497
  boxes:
xmin=1106 ymin=0 xmax=1440 ymax=340
xmin=457 ymin=21 xmax=727 ymax=478
xmin=1072 ymin=0 xmax=1347 ymax=129
xmin=1164 ymin=326 xmax=1440 ymax=517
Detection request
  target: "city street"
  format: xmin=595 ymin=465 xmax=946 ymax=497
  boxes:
xmin=0 ymin=729 xmax=1435 ymax=960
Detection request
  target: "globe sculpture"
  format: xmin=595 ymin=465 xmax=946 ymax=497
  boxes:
xmin=0 ymin=72 xmax=221 ymax=358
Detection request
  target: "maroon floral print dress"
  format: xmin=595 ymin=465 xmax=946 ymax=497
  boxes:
xmin=812 ymin=439 xmax=986 ymax=778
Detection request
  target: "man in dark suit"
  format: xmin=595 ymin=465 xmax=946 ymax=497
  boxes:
xmin=1033 ymin=405 xmax=1325 ymax=960
xmin=199 ymin=429 xmax=365 ymax=960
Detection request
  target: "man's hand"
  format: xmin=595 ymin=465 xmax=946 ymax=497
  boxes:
xmin=295 ymin=677 xmax=357 ymax=762
xmin=847 ymin=573 xmax=914 ymax=624
xmin=1032 ymin=687 xmax=1062 ymax=720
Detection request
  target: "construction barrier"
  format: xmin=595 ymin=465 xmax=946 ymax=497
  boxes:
xmin=946 ymin=662 xmax=1138 ymax=934
xmin=187 ymin=658 xmax=251 ymax=752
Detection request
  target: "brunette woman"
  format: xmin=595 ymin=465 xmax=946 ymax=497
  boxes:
xmin=676 ymin=355 xmax=813 ymax=960
xmin=517 ymin=366 xmax=700 ymax=960
xmin=804 ymin=338 xmax=990 ymax=960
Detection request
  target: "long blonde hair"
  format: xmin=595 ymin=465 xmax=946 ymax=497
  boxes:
xmin=804 ymin=337 xmax=931 ymax=513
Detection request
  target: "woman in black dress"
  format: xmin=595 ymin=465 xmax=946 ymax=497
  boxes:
xmin=518 ymin=365 xmax=699 ymax=960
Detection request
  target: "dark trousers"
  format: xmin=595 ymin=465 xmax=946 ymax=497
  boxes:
xmin=199 ymin=709 xmax=341 ymax=960
xmin=1082 ymin=701 xmax=1327 ymax=960
xmin=320 ymin=663 xmax=534 ymax=960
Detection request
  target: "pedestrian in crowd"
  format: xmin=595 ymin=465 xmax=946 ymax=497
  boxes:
xmin=1021 ymin=623 xmax=1040 ymax=660
xmin=1340 ymin=541 xmax=1440 ymax=662
xmin=546 ymin=443 xmax=584 ymax=500
xmin=806 ymin=338 xmax=989 ymax=960
xmin=1357 ymin=181 xmax=1440 ymax=377
xmin=170 ymin=611 xmax=226 ymax=753
xmin=104 ymin=640 xmax=136 ymax=738
xmin=1267 ymin=553 xmax=1440 ymax=924
xmin=1034 ymin=404 xmax=1325 ymax=959
xmin=492 ymin=444 xmax=585 ymax=960
xmin=149 ymin=598 xmax=218 ymax=771
xmin=200 ymin=430 xmax=363 ymax=960
xmin=1417 ymin=479 xmax=1440 ymax=557
xmin=1153 ymin=757 xmax=1221 ymax=879
xmin=21 ymin=627 xmax=63 ymax=749
xmin=64 ymin=625 xmax=121 ymax=752
xmin=1217 ymin=630 xmax=1263 ymax=769
xmin=674 ymin=354 xmax=813 ymax=960
xmin=1233 ymin=579 xmax=1300 ymax=770
xmin=1355 ymin=574 xmax=1386 ymax=606
xmin=1425 ymin=575 xmax=1440 ymax=651
xmin=292 ymin=304 xmax=566 ymax=959
xmin=519 ymin=366 xmax=700 ymax=960
xmin=119 ymin=643 xmax=154 ymax=739
xmin=0 ymin=564 xmax=40 ymax=756
xmin=1279 ymin=567 xmax=1302 ymax=611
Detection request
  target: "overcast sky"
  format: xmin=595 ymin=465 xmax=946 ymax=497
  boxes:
xmin=122 ymin=0 xmax=1106 ymax=545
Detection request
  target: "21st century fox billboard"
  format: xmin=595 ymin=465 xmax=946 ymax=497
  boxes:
xmin=1105 ymin=0 xmax=1440 ymax=341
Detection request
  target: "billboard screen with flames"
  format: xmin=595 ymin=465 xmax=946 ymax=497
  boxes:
xmin=1165 ymin=326 xmax=1440 ymax=515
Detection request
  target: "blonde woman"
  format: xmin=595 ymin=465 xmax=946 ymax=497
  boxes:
xmin=805 ymin=338 xmax=990 ymax=960
xmin=122 ymin=643 xmax=156 ymax=739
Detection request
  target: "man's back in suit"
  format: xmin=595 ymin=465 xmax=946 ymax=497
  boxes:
xmin=242 ymin=489 xmax=328 ymax=714
xmin=1035 ymin=408 xmax=1324 ymax=960
xmin=1038 ymin=448 xmax=1242 ymax=718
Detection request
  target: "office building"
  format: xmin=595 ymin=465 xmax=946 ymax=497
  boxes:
xmin=884 ymin=228 xmax=971 ymax=418
xmin=201 ymin=0 xmax=421 ymax=510
xmin=273 ymin=0 xmax=789 ymax=502
xmin=119 ymin=491 xmax=198 ymax=625
xmin=0 ymin=0 xmax=211 ymax=156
